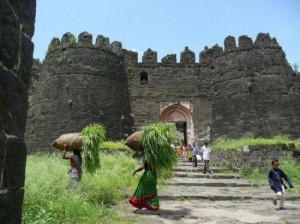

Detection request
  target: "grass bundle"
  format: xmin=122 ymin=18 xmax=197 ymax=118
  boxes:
xmin=141 ymin=123 xmax=177 ymax=173
xmin=81 ymin=124 xmax=106 ymax=174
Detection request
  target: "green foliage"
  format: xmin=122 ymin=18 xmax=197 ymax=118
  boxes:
xmin=47 ymin=44 xmax=53 ymax=54
xmin=23 ymin=153 xmax=140 ymax=224
xmin=212 ymin=134 xmax=300 ymax=150
xmin=240 ymin=167 xmax=265 ymax=187
xmin=22 ymin=24 xmax=30 ymax=35
xmin=57 ymin=52 xmax=69 ymax=64
xmin=81 ymin=124 xmax=106 ymax=174
xmin=23 ymin=152 xmax=173 ymax=223
xmin=280 ymin=159 xmax=300 ymax=185
xmin=69 ymin=36 xmax=77 ymax=47
xmin=240 ymin=159 xmax=300 ymax=192
xmin=141 ymin=123 xmax=178 ymax=174
xmin=100 ymin=141 xmax=130 ymax=150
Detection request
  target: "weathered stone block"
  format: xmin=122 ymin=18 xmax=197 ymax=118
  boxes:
xmin=0 ymin=189 xmax=24 ymax=224
xmin=0 ymin=0 xmax=21 ymax=70
xmin=0 ymin=67 xmax=28 ymax=138
xmin=162 ymin=54 xmax=176 ymax=64
xmin=95 ymin=35 xmax=110 ymax=49
xmin=2 ymin=135 xmax=26 ymax=189
xmin=180 ymin=47 xmax=195 ymax=64
xmin=18 ymin=33 xmax=34 ymax=88
xmin=142 ymin=49 xmax=157 ymax=63
xmin=224 ymin=35 xmax=236 ymax=51
xmin=78 ymin=31 xmax=93 ymax=47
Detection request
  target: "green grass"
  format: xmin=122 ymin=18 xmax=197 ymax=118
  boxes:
xmin=23 ymin=152 xmax=168 ymax=224
xmin=240 ymin=159 xmax=300 ymax=194
xmin=212 ymin=135 xmax=300 ymax=194
xmin=100 ymin=141 xmax=130 ymax=151
xmin=212 ymin=134 xmax=300 ymax=150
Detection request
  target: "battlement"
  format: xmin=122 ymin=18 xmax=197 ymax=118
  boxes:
xmin=47 ymin=32 xmax=283 ymax=65
xmin=199 ymin=32 xmax=281 ymax=62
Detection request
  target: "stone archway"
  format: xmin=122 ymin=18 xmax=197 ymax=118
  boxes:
xmin=160 ymin=103 xmax=194 ymax=145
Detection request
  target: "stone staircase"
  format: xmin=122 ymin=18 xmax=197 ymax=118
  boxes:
xmin=159 ymin=159 xmax=300 ymax=201
xmin=119 ymin=158 xmax=300 ymax=223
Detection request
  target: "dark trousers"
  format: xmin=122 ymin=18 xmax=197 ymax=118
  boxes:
xmin=204 ymin=160 xmax=210 ymax=173
xmin=193 ymin=155 xmax=197 ymax=167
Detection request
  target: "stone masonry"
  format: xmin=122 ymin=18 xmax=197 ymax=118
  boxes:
xmin=26 ymin=32 xmax=300 ymax=153
xmin=0 ymin=0 xmax=36 ymax=223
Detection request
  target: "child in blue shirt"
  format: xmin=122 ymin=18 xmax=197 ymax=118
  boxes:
xmin=268 ymin=159 xmax=294 ymax=209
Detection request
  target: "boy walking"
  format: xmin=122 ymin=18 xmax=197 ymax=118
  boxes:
xmin=268 ymin=159 xmax=294 ymax=210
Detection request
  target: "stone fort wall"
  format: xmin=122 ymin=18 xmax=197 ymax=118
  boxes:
xmin=0 ymin=0 xmax=36 ymax=223
xmin=25 ymin=31 xmax=300 ymax=152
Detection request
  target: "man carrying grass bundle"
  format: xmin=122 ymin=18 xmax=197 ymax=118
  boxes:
xmin=126 ymin=123 xmax=177 ymax=215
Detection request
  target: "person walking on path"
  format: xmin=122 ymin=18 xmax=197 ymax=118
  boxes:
xmin=129 ymin=158 xmax=160 ymax=215
xmin=201 ymin=141 xmax=211 ymax=174
xmin=268 ymin=159 xmax=294 ymax=210
xmin=192 ymin=142 xmax=199 ymax=167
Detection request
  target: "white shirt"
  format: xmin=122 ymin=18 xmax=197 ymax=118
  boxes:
xmin=201 ymin=145 xmax=211 ymax=160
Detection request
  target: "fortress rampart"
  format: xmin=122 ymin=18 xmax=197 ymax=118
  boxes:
xmin=25 ymin=32 xmax=300 ymax=152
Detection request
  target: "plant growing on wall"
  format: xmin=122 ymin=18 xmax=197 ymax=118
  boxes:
xmin=69 ymin=36 xmax=77 ymax=47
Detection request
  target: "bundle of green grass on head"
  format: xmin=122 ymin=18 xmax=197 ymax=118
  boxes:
xmin=81 ymin=124 xmax=106 ymax=174
xmin=141 ymin=123 xmax=177 ymax=174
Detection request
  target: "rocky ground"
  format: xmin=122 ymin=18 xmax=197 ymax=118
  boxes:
xmin=117 ymin=159 xmax=300 ymax=224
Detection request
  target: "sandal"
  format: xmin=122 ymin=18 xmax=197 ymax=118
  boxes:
xmin=153 ymin=211 xmax=160 ymax=215
xmin=133 ymin=209 xmax=142 ymax=214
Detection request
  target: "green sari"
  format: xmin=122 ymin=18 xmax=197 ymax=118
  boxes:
xmin=129 ymin=163 xmax=159 ymax=211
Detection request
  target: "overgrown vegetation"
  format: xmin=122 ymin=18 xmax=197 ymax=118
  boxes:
xmin=22 ymin=24 xmax=30 ymax=35
xmin=100 ymin=141 xmax=130 ymax=151
xmin=212 ymin=135 xmax=300 ymax=194
xmin=212 ymin=134 xmax=300 ymax=150
xmin=69 ymin=36 xmax=77 ymax=47
xmin=23 ymin=151 xmax=171 ymax=223
xmin=241 ymin=159 xmax=300 ymax=193
xmin=81 ymin=124 xmax=106 ymax=174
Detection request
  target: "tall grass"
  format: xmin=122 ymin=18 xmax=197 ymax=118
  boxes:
xmin=100 ymin=141 xmax=130 ymax=151
xmin=23 ymin=152 xmax=146 ymax=224
xmin=242 ymin=159 xmax=300 ymax=193
xmin=212 ymin=134 xmax=300 ymax=150
xmin=213 ymin=135 xmax=300 ymax=193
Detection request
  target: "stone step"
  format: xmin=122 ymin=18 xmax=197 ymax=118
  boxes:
xmin=159 ymin=185 xmax=300 ymax=201
xmin=177 ymin=162 xmax=205 ymax=166
xmin=166 ymin=177 xmax=251 ymax=187
xmin=175 ymin=172 xmax=241 ymax=179
xmin=175 ymin=166 xmax=227 ymax=173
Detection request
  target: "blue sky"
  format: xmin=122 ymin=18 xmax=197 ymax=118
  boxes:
xmin=33 ymin=0 xmax=300 ymax=65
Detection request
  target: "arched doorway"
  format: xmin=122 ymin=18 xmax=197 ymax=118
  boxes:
xmin=160 ymin=103 xmax=194 ymax=145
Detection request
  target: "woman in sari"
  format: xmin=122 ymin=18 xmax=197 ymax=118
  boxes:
xmin=62 ymin=144 xmax=82 ymax=184
xmin=187 ymin=144 xmax=193 ymax=162
xmin=129 ymin=159 xmax=160 ymax=215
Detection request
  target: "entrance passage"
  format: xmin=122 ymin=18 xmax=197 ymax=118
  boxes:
xmin=175 ymin=122 xmax=187 ymax=145
xmin=160 ymin=103 xmax=194 ymax=145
